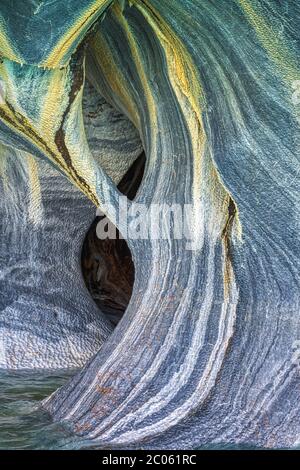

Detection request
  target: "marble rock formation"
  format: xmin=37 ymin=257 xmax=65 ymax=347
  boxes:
xmin=0 ymin=0 xmax=300 ymax=449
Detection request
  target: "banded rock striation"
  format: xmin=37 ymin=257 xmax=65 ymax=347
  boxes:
xmin=0 ymin=0 xmax=299 ymax=449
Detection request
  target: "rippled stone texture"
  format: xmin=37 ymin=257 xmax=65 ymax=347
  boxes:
xmin=0 ymin=73 xmax=141 ymax=367
xmin=0 ymin=0 xmax=300 ymax=450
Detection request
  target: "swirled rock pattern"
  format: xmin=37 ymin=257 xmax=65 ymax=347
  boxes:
xmin=0 ymin=0 xmax=300 ymax=449
xmin=0 ymin=80 xmax=141 ymax=367
xmin=0 ymin=143 xmax=112 ymax=368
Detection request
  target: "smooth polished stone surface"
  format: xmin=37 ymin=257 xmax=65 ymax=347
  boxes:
xmin=0 ymin=0 xmax=299 ymax=450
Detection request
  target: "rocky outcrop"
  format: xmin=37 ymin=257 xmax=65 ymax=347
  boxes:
xmin=0 ymin=0 xmax=299 ymax=450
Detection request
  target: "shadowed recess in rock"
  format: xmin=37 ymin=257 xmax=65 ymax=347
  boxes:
xmin=81 ymin=153 xmax=145 ymax=325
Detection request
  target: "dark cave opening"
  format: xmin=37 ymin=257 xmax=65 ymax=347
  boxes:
xmin=81 ymin=152 xmax=145 ymax=326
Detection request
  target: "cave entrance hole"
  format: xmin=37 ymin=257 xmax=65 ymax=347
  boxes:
xmin=81 ymin=152 xmax=145 ymax=326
